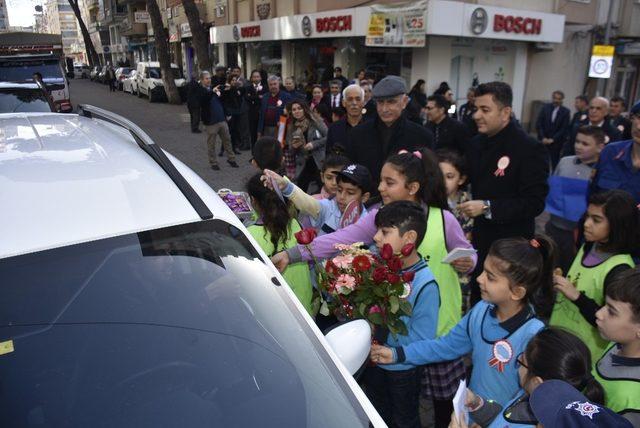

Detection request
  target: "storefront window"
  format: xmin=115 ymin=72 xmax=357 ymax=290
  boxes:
xmin=363 ymin=43 xmax=413 ymax=84
xmin=247 ymin=42 xmax=281 ymax=77
xmin=293 ymin=40 xmax=335 ymax=89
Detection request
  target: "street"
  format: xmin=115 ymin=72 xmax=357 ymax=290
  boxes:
xmin=70 ymin=78 xmax=256 ymax=191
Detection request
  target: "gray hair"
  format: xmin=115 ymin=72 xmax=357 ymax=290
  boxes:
xmin=199 ymin=70 xmax=211 ymax=80
xmin=343 ymin=84 xmax=364 ymax=99
xmin=267 ymin=75 xmax=281 ymax=83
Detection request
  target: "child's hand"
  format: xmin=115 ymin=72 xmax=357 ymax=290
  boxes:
xmin=465 ymin=388 xmax=482 ymax=410
xmin=261 ymin=169 xmax=287 ymax=191
xmin=271 ymin=251 xmax=290 ymax=272
xmin=370 ymin=344 xmax=394 ymax=364
xmin=451 ymin=257 xmax=473 ymax=273
xmin=553 ymin=274 xmax=580 ymax=301
xmin=448 ymin=411 xmax=468 ymax=428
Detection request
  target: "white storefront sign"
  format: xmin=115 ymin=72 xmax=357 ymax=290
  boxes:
xmin=134 ymin=11 xmax=149 ymax=23
xmin=365 ymin=0 xmax=427 ymax=47
xmin=588 ymin=45 xmax=614 ymax=79
xmin=180 ymin=22 xmax=192 ymax=38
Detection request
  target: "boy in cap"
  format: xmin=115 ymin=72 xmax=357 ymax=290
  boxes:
xmin=530 ymin=379 xmax=632 ymax=427
xmin=262 ymin=163 xmax=372 ymax=235
xmin=346 ymin=75 xmax=434 ymax=185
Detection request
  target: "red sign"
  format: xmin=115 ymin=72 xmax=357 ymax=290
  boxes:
xmin=494 ymin=14 xmax=542 ymax=35
xmin=316 ymin=15 xmax=352 ymax=33
xmin=241 ymin=25 xmax=261 ymax=38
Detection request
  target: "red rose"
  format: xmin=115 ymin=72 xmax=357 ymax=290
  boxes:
xmin=387 ymin=256 xmax=402 ymax=273
xmin=402 ymin=271 xmax=415 ymax=283
xmin=380 ymin=243 xmax=393 ymax=260
xmin=401 ymin=243 xmax=415 ymax=257
xmin=325 ymin=260 xmax=339 ymax=275
xmin=294 ymin=228 xmax=317 ymax=245
xmin=352 ymin=255 xmax=372 ymax=272
xmin=372 ymin=266 xmax=387 ymax=284
xmin=386 ymin=273 xmax=401 ymax=284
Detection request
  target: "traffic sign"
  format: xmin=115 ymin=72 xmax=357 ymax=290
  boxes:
xmin=588 ymin=45 xmax=614 ymax=79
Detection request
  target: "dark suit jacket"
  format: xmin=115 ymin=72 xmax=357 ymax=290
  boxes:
xmin=426 ymin=116 xmax=471 ymax=154
xmin=347 ymin=116 xmax=434 ymax=184
xmin=563 ymin=117 xmax=624 ymax=156
xmin=609 ymin=115 xmax=632 ymax=141
xmin=535 ymin=103 xmax=570 ymax=144
xmin=323 ymin=93 xmax=342 ymax=109
xmin=465 ymin=120 xmax=549 ymax=259
xmin=326 ymin=117 xmax=363 ymax=156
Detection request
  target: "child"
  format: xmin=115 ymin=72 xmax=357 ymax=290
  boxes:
xmin=465 ymin=328 xmax=604 ymax=427
xmin=437 ymin=149 xmax=473 ymax=240
xmin=371 ymin=235 xmax=555 ymax=414
xmin=550 ymin=190 xmax=638 ymax=361
xmin=545 ymin=125 xmax=605 ymax=272
xmin=245 ymin=174 xmax=313 ymax=314
xmin=594 ymin=267 xmax=640 ymax=424
xmin=364 ymin=200 xmax=440 ymax=428
xmin=251 ymin=136 xmax=283 ymax=172
xmin=437 ymin=149 xmax=473 ymax=314
xmin=312 ymin=154 xmax=350 ymax=200
xmin=264 ymin=163 xmax=372 ymax=236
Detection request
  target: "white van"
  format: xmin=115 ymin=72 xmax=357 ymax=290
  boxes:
xmin=136 ymin=61 xmax=187 ymax=102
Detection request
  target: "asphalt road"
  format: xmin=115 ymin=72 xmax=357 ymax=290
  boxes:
xmin=70 ymin=78 xmax=257 ymax=191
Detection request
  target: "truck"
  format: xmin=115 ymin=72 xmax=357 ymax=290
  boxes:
xmin=0 ymin=32 xmax=73 ymax=113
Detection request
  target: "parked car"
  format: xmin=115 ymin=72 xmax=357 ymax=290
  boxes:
xmin=97 ymin=65 xmax=108 ymax=84
xmin=73 ymin=64 xmax=90 ymax=79
xmin=0 ymin=106 xmax=382 ymax=427
xmin=115 ymin=67 xmax=132 ymax=90
xmin=122 ymin=69 xmax=138 ymax=95
xmin=89 ymin=65 xmax=100 ymax=81
xmin=0 ymin=81 xmax=56 ymax=113
xmin=136 ymin=61 xmax=187 ymax=102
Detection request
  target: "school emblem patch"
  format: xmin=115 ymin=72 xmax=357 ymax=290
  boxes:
xmin=566 ymin=401 xmax=600 ymax=419
xmin=488 ymin=339 xmax=513 ymax=372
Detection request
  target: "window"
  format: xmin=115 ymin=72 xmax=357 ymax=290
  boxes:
xmin=0 ymin=88 xmax=52 ymax=113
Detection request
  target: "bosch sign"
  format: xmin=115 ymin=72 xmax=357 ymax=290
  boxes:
xmin=240 ymin=25 xmax=261 ymax=38
xmin=316 ymin=15 xmax=352 ymax=33
xmin=493 ymin=14 xmax=542 ymax=35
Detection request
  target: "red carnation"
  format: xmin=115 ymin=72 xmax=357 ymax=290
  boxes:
xmin=401 ymin=243 xmax=415 ymax=257
xmin=387 ymin=256 xmax=403 ymax=273
xmin=380 ymin=243 xmax=393 ymax=260
xmin=402 ymin=271 xmax=415 ymax=283
xmin=295 ymin=228 xmax=317 ymax=245
xmin=352 ymin=255 xmax=372 ymax=272
xmin=372 ymin=266 xmax=387 ymax=284
xmin=325 ymin=260 xmax=339 ymax=275
xmin=386 ymin=272 xmax=401 ymax=284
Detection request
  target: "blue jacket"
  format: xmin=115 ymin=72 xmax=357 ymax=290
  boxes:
xmin=396 ymin=301 xmax=544 ymax=407
xmin=257 ymin=90 xmax=291 ymax=133
xmin=201 ymin=89 xmax=226 ymax=126
xmin=590 ymin=139 xmax=640 ymax=203
xmin=383 ymin=258 xmax=440 ymax=371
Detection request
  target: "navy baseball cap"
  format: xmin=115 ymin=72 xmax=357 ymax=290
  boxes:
xmin=630 ymin=100 xmax=640 ymax=116
xmin=336 ymin=164 xmax=373 ymax=193
xmin=530 ymin=380 xmax=632 ymax=428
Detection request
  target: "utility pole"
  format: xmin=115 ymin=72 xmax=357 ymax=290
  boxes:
xmin=597 ymin=0 xmax=615 ymax=96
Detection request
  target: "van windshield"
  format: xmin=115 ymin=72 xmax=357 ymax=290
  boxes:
xmin=0 ymin=59 xmax=63 ymax=82
xmin=0 ymin=219 xmax=370 ymax=427
xmin=148 ymin=66 xmax=183 ymax=80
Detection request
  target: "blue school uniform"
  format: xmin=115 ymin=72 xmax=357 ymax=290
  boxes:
xmin=396 ymin=301 xmax=544 ymax=408
xmin=306 ymin=198 xmax=368 ymax=236
xmin=384 ymin=258 xmax=440 ymax=372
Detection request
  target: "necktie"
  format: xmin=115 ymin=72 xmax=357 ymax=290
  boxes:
xmin=551 ymin=106 xmax=559 ymax=123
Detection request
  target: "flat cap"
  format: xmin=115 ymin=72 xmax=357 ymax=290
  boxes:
xmin=630 ymin=100 xmax=640 ymax=116
xmin=372 ymin=75 xmax=407 ymax=100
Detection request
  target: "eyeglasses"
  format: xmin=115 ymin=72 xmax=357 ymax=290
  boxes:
xmin=515 ymin=352 xmax=529 ymax=369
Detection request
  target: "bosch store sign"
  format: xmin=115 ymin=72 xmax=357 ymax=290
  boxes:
xmin=316 ymin=15 xmax=352 ymax=33
xmin=240 ymin=25 xmax=261 ymax=38
xmin=493 ymin=14 xmax=542 ymax=35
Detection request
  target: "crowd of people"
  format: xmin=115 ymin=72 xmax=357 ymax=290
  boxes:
xmin=190 ymin=64 xmax=640 ymax=427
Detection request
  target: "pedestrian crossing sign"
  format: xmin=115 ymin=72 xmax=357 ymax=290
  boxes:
xmin=588 ymin=45 xmax=614 ymax=79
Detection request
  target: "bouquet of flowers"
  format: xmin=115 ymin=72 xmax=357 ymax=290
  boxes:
xmin=295 ymin=228 xmax=415 ymax=338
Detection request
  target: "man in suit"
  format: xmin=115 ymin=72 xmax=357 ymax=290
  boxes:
xmin=459 ymin=82 xmax=549 ymax=304
xmin=257 ymin=75 xmax=291 ymax=139
xmin=609 ymin=96 xmax=632 ymax=141
xmin=333 ymin=67 xmax=350 ymax=92
xmin=458 ymin=87 xmax=478 ymax=136
xmin=347 ymin=76 xmax=434 ymax=185
xmin=245 ymin=69 xmax=266 ymax=148
xmin=323 ymin=80 xmax=343 ymax=109
xmin=536 ymin=90 xmax=570 ymax=168
xmin=564 ymin=96 xmax=623 ymax=156
xmin=425 ymin=94 xmax=471 ymax=155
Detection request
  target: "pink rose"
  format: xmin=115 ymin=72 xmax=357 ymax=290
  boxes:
xmin=332 ymin=254 xmax=355 ymax=269
xmin=335 ymin=274 xmax=357 ymax=293
xmin=369 ymin=305 xmax=382 ymax=314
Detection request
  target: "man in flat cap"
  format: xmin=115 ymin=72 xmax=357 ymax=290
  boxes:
xmin=346 ymin=75 xmax=434 ymax=185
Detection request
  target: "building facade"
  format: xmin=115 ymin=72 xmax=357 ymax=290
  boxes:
xmin=43 ymin=0 xmax=86 ymax=63
xmin=0 ymin=0 xmax=9 ymax=32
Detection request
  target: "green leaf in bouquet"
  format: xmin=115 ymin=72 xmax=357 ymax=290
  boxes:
xmin=373 ymin=286 xmax=386 ymax=297
xmin=399 ymin=299 xmax=413 ymax=316
xmin=389 ymin=295 xmax=399 ymax=314
xmin=319 ymin=300 xmax=330 ymax=316
xmin=358 ymin=303 xmax=368 ymax=318
xmin=368 ymin=311 xmax=383 ymax=325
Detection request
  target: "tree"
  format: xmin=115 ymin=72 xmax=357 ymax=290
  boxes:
xmin=182 ymin=0 xmax=211 ymax=75
xmin=68 ymin=0 xmax=100 ymax=67
xmin=146 ymin=0 xmax=181 ymax=104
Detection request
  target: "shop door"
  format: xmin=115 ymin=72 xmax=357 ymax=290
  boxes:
xmin=451 ymin=55 xmax=474 ymax=108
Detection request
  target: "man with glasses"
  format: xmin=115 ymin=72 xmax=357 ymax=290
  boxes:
xmin=590 ymin=101 xmax=640 ymax=203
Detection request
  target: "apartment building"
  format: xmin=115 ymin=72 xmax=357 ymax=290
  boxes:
xmin=43 ymin=0 xmax=85 ymax=62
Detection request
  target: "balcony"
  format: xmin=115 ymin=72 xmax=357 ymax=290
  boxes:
xmin=121 ymin=17 xmax=147 ymax=36
xmin=88 ymin=21 xmax=103 ymax=33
